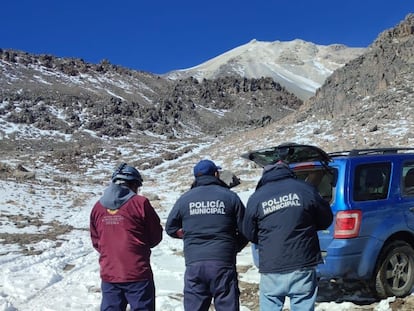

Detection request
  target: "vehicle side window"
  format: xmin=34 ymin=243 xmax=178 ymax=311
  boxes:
xmin=402 ymin=162 xmax=414 ymax=196
xmin=353 ymin=163 xmax=391 ymax=201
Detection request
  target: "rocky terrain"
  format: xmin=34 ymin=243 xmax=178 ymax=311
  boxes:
xmin=1 ymin=12 xmax=414 ymax=311
xmin=0 ymin=49 xmax=301 ymax=139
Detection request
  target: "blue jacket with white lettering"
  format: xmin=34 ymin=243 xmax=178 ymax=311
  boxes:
xmin=165 ymin=175 xmax=248 ymax=265
xmin=241 ymin=163 xmax=333 ymax=273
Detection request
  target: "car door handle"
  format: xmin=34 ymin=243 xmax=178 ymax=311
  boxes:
xmin=410 ymin=207 xmax=414 ymax=212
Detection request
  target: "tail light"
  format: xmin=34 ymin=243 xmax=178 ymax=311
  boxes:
xmin=334 ymin=210 xmax=362 ymax=238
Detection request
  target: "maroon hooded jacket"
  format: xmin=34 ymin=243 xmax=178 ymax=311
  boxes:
xmin=90 ymin=183 xmax=163 ymax=282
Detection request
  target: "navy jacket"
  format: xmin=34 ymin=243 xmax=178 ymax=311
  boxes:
xmin=165 ymin=175 xmax=248 ymax=265
xmin=242 ymin=164 xmax=333 ymax=273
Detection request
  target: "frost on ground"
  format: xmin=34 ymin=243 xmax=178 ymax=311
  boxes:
xmin=1 ymin=113 xmax=414 ymax=310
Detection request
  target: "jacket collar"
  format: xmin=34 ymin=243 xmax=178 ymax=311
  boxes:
xmin=191 ymin=175 xmax=229 ymax=189
xmin=256 ymin=163 xmax=296 ymax=190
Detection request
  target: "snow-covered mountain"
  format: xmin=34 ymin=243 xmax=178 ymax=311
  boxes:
xmin=164 ymin=39 xmax=366 ymax=100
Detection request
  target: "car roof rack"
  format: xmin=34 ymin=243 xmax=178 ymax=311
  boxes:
xmin=329 ymin=147 xmax=414 ymax=157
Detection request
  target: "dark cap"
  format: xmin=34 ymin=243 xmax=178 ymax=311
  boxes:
xmin=193 ymin=159 xmax=221 ymax=177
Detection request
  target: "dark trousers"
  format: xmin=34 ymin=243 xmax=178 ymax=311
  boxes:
xmin=184 ymin=260 xmax=240 ymax=311
xmin=101 ymin=279 xmax=155 ymax=311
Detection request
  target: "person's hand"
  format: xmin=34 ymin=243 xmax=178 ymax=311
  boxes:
xmin=176 ymin=229 xmax=184 ymax=238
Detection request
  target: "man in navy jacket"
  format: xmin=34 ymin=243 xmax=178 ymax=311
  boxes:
xmin=242 ymin=162 xmax=333 ymax=311
xmin=166 ymin=159 xmax=248 ymax=311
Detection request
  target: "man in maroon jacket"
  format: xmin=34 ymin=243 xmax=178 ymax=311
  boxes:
xmin=90 ymin=163 xmax=163 ymax=311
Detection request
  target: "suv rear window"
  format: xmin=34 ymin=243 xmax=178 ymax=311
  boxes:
xmin=294 ymin=167 xmax=336 ymax=203
xmin=353 ymin=163 xmax=391 ymax=201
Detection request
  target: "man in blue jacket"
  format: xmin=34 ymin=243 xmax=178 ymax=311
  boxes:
xmin=242 ymin=161 xmax=333 ymax=311
xmin=166 ymin=159 xmax=248 ymax=311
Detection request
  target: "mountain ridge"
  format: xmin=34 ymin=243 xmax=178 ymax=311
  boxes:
xmin=303 ymin=13 xmax=414 ymax=121
xmin=0 ymin=49 xmax=302 ymax=140
xmin=164 ymin=39 xmax=365 ymax=100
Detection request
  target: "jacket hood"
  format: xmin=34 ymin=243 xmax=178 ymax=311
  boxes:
xmin=99 ymin=183 xmax=136 ymax=210
xmin=256 ymin=162 xmax=296 ymax=190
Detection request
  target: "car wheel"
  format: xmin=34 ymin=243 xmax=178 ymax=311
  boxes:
xmin=374 ymin=241 xmax=414 ymax=298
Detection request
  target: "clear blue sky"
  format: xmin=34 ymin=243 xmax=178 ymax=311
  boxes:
xmin=1 ymin=0 xmax=412 ymax=74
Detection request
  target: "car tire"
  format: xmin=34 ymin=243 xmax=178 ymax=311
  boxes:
xmin=374 ymin=241 xmax=414 ymax=298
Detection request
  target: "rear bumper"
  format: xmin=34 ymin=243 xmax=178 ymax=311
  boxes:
xmin=317 ymin=236 xmax=382 ymax=280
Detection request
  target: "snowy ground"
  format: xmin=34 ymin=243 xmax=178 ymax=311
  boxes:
xmin=0 ymin=161 xmax=402 ymax=311
xmin=1 ymin=117 xmax=414 ymax=310
xmin=0 ymin=167 xmax=258 ymax=310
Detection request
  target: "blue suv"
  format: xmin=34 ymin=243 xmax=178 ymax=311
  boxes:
xmin=242 ymin=143 xmax=414 ymax=298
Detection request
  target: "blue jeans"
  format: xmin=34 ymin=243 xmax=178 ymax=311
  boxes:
xmin=259 ymin=267 xmax=317 ymax=311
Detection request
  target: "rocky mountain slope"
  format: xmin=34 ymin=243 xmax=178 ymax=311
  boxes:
xmin=306 ymin=13 xmax=414 ymax=119
xmin=164 ymin=39 xmax=365 ymax=100
xmin=0 ymin=48 xmax=303 ymax=136
xmin=0 ymin=49 xmax=306 ymax=172
xmin=289 ymin=13 xmax=414 ymax=151
xmin=0 ymin=49 xmax=304 ymax=169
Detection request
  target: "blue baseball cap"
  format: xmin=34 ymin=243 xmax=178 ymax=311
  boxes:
xmin=193 ymin=159 xmax=222 ymax=177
